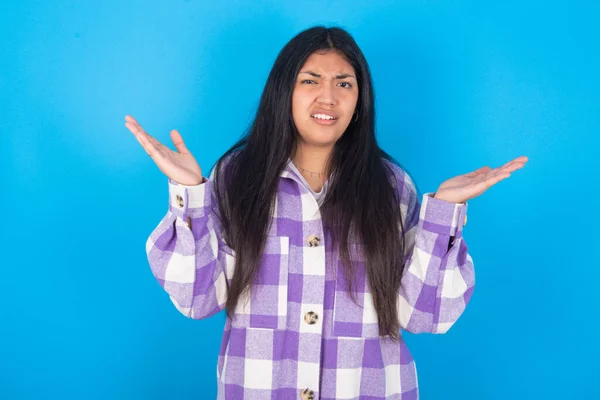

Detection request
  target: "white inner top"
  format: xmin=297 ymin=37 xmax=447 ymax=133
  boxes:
xmin=287 ymin=160 xmax=329 ymax=206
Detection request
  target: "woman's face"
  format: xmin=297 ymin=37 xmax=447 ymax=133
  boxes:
xmin=292 ymin=51 xmax=359 ymax=149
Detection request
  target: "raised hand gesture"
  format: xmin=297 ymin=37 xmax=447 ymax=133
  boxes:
xmin=124 ymin=115 xmax=204 ymax=186
xmin=433 ymin=156 xmax=529 ymax=203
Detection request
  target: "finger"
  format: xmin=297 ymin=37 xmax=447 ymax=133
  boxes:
xmin=484 ymin=157 xmax=527 ymax=177
xmin=124 ymin=117 xmax=173 ymax=152
xmin=464 ymin=166 xmax=492 ymax=177
xmin=125 ymin=121 xmax=159 ymax=147
xmin=513 ymin=155 xmax=529 ymax=163
xmin=497 ymin=156 xmax=528 ymax=171
xmin=125 ymin=120 xmax=146 ymax=137
xmin=170 ymin=130 xmax=190 ymax=154
xmin=125 ymin=116 xmax=144 ymax=133
xmin=475 ymin=171 xmax=512 ymax=194
xmin=126 ymin=122 xmax=158 ymax=156
xmin=125 ymin=121 xmax=144 ymax=137
xmin=134 ymin=130 xmax=157 ymax=158
xmin=467 ymin=156 xmax=527 ymax=192
xmin=502 ymin=161 xmax=527 ymax=173
xmin=493 ymin=160 xmax=527 ymax=176
xmin=471 ymin=166 xmax=510 ymax=185
xmin=124 ymin=115 xmax=138 ymax=124
xmin=145 ymin=134 xmax=166 ymax=152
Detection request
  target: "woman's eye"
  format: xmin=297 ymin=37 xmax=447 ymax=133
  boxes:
xmin=301 ymin=79 xmax=316 ymax=84
xmin=338 ymin=82 xmax=353 ymax=88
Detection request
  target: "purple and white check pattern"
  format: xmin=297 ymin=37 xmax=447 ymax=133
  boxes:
xmin=146 ymin=159 xmax=475 ymax=399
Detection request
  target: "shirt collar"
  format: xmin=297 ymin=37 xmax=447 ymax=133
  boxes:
xmin=280 ymin=158 xmax=305 ymax=184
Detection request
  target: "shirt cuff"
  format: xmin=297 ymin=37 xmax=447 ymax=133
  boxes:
xmin=420 ymin=192 xmax=468 ymax=238
xmin=168 ymin=178 xmax=212 ymax=222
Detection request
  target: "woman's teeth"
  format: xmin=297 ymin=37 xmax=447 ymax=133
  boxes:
xmin=312 ymin=114 xmax=336 ymax=120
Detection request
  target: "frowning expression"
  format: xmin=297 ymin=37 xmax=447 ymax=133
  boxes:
xmin=292 ymin=51 xmax=359 ymax=148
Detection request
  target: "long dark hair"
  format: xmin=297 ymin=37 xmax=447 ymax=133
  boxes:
xmin=213 ymin=26 xmax=417 ymax=340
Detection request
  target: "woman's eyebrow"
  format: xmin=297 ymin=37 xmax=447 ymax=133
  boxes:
xmin=299 ymin=70 xmax=356 ymax=80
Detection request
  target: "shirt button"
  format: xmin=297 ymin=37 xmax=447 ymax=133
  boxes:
xmin=301 ymin=388 xmax=315 ymax=400
xmin=306 ymin=234 xmax=320 ymax=247
xmin=175 ymin=194 xmax=184 ymax=208
xmin=304 ymin=311 xmax=318 ymax=325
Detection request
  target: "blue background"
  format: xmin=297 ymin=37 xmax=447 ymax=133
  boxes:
xmin=1 ymin=1 xmax=598 ymax=399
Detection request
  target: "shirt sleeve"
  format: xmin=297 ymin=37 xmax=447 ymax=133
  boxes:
xmin=145 ymin=168 xmax=235 ymax=319
xmin=396 ymin=172 xmax=475 ymax=334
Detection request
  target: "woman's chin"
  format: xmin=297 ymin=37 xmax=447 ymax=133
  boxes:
xmin=298 ymin=132 xmax=343 ymax=148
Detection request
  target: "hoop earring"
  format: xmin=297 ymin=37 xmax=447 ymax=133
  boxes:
xmin=353 ymin=111 xmax=359 ymax=122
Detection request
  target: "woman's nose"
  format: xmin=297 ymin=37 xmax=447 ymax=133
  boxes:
xmin=316 ymin=83 xmax=336 ymax=105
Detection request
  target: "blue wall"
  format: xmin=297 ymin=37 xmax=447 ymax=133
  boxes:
xmin=1 ymin=1 xmax=598 ymax=399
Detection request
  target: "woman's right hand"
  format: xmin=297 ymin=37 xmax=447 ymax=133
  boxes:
xmin=125 ymin=115 xmax=204 ymax=186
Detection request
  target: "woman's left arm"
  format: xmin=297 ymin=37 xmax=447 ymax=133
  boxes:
xmin=396 ymin=156 xmax=528 ymax=334
xmin=397 ymin=186 xmax=473 ymax=334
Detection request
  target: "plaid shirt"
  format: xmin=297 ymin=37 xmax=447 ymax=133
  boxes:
xmin=146 ymin=159 xmax=474 ymax=399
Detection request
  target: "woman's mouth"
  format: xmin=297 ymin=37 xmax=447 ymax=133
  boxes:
xmin=311 ymin=113 xmax=338 ymax=125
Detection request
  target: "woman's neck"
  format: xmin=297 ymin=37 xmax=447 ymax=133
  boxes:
xmin=292 ymin=144 xmax=331 ymax=192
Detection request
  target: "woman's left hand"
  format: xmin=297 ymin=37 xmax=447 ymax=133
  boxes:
xmin=433 ymin=156 xmax=529 ymax=204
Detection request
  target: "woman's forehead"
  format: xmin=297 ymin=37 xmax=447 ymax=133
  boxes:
xmin=300 ymin=51 xmax=355 ymax=77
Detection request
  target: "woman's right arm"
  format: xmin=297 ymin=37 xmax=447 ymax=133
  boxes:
xmin=146 ymin=175 xmax=235 ymax=319
xmin=124 ymin=114 xmax=234 ymax=320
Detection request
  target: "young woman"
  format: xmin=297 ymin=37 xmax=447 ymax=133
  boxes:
xmin=125 ymin=26 xmax=527 ymax=400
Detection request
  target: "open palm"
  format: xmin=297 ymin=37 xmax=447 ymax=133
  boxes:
xmin=124 ymin=115 xmax=204 ymax=186
xmin=434 ymin=156 xmax=529 ymax=203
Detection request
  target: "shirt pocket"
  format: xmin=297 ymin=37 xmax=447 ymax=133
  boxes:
xmin=332 ymin=243 xmax=382 ymax=338
xmin=231 ymin=235 xmax=290 ymax=330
